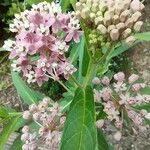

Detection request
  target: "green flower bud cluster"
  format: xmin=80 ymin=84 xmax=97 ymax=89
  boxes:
xmin=75 ymin=0 xmax=145 ymax=45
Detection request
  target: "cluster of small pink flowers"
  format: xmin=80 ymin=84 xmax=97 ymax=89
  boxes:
xmin=93 ymin=72 xmax=150 ymax=132
xmin=22 ymin=97 xmax=65 ymax=150
xmin=3 ymin=1 xmax=82 ymax=86
xmin=75 ymin=0 xmax=144 ymax=45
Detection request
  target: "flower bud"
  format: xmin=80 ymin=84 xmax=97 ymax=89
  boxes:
xmin=129 ymin=74 xmax=139 ymax=84
xmin=125 ymin=36 xmax=136 ymax=45
xmin=132 ymin=83 xmax=142 ymax=92
xmin=96 ymin=119 xmax=104 ymax=128
xmin=125 ymin=18 xmax=134 ymax=28
xmin=114 ymin=131 xmax=122 ymax=141
xmin=21 ymin=133 xmax=29 ymax=142
xmin=114 ymin=72 xmax=125 ymax=82
xmin=23 ymin=111 xmax=31 ymax=120
xmin=145 ymin=113 xmax=150 ymax=120
xmin=91 ymin=3 xmax=98 ymax=13
xmin=95 ymin=16 xmax=103 ymax=25
xmin=22 ymin=126 xmax=30 ymax=133
xmin=33 ymin=112 xmax=40 ymax=120
xmin=122 ymin=28 xmax=132 ymax=38
xmin=80 ymin=0 xmax=86 ymax=3
xmin=97 ymin=24 xmax=107 ymax=34
xmin=76 ymin=2 xmax=82 ymax=10
xmin=101 ymin=76 xmax=110 ymax=86
xmin=81 ymin=8 xmax=90 ymax=19
xmin=110 ymin=29 xmax=119 ymax=41
xmin=131 ymin=11 xmax=142 ymax=22
xmin=133 ymin=21 xmax=143 ymax=32
xmin=90 ymin=12 xmax=96 ymax=20
xmin=120 ymin=10 xmax=130 ymax=22
xmin=130 ymin=0 xmax=145 ymax=12
xmin=107 ymin=25 xmax=116 ymax=32
xmin=96 ymin=11 xmax=103 ymax=17
xmin=92 ymin=77 xmax=100 ymax=85
xmin=116 ymin=23 xmax=125 ymax=31
xmin=113 ymin=15 xmax=120 ymax=24
xmin=104 ymin=13 xmax=111 ymax=26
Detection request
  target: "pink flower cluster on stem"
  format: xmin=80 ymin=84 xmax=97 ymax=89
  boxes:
xmin=94 ymin=72 xmax=150 ymax=131
xmin=4 ymin=1 xmax=82 ymax=86
xmin=22 ymin=97 xmax=65 ymax=150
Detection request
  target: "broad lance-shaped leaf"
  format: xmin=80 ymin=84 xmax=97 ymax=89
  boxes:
xmin=0 ymin=116 xmax=25 ymax=150
xmin=134 ymin=32 xmax=150 ymax=41
xmin=60 ymin=86 xmax=97 ymax=150
xmin=26 ymin=0 xmax=53 ymax=5
xmin=97 ymin=129 xmax=112 ymax=150
xmin=11 ymin=71 xmax=44 ymax=105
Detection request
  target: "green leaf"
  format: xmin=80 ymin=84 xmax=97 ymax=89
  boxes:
xmin=60 ymin=86 xmax=97 ymax=150
xmin=78 ymin=36 xmax=85 ymax=82
xmin=11 ymin=71 xmax=44 ymax=105
xmin=0 ymin=106 xmax=9 ymax=118
xmin=141 ymin=86 xmax=150 ymax=95
xmin=60 ymin=0 xmax=77 ymax=11
xmin=69 ymin=36 xmax=84 ymax=64
xmin=82 ymin=44 xmax=90 ymax=76
xmin=0 ymin=116 xmax=24 ymax=150
xmin=107 ymin=41 xmax=139 ymax=60
xmin=25 ymin=0 xmax=53 ymax=5
xmin=97 ymin=129 xmax=112 ymax=150
xmin=9 ymin=134 xmax=23 ymax=150
xmin=134 ymin=32 xmax=150 ymax=41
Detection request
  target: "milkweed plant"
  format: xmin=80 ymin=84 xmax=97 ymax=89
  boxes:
xmin=1 ymin=0 xmax=150 ymax=150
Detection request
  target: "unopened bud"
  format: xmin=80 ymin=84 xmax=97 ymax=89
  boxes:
xmin=125 ymin=18 xmax=134 ymax=28
xmin=81 ymin=8 xmax=90 ymax=19
xmin=92 ymin=77 xmax=100 ymax=85
xmin=102 ymin=76 xmax=110 ymax=86
xmin=95 ymin=16 xmax=103 ymax=25
xmin=113 ymin=15 xmax=120 ymax=24
xmin=76 ymin=2 xmax=82 ymax=10
xmin=130 ymin=0 xmax=145 ymax=12
xmin=110 ymin=29 xmax=119 ymax=41
xmin=97 ymin=24 xmax=107 ymax=34
xmin=120 ymin=10 xmax=130 ymax=22
xmin=133 ymin=21 xmax=143 ymax=32
xmin=116 ymin=23 xmax=125 ymax=31
xmin=22 ymin=126 xmax=30 ymax=133
xmin=129 ymin=74 xmax=139 ymax=84
xmin=104 ymin=13 xmax=111 ymax=26
xmin=90 ymin=12 xmax=96 ymax=20
xmin=23 ymin=111 xmax=31 ymax=120
xmin=145 ymin=113 xmax=150 ymax=120
xmin=114 ymin=131 xmax=122 ymax=141
xmin=96 ymin=119 xmax=104 ymax=128
xmin=91 ymin=3 xmax=98 ymax=12
xmin=114 ymin=72 xmax=125 ymax=82
xmin=131 ymin=11 xmax=142 ymax=22
xmin=108 ymin=25 xmax=116 ymax=32
xmin=122 ymin=28 xmax=132 ymax=38
xmin=96 ymin=11 xmax=103 ymax=17
xmin=125 ymin=36 xmax=136 ymax=45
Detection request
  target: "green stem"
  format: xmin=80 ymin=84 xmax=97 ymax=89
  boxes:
xmin=83 ymin=60 xmax=97 ymax=88
xmin=97 ymin=44 xmax=114 ymax=64
xmin=70 ymin=75 xmax=82 ymax=88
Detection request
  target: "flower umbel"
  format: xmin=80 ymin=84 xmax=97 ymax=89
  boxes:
xmin=4 ymin=1 xmax=82 ymax=86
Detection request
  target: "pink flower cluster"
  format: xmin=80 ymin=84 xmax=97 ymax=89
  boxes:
xmin=22 ymin=97 xmax=65 ymax=150
xmin=93 ymin=72 xmax=150 ymax=131
xmin=4 ymin=1 xmax=82 ymax=86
